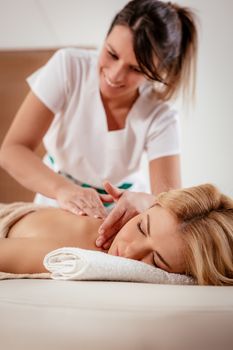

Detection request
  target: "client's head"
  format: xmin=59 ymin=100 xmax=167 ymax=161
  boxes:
xmin=108 ymin=184 xmax=233 ymax=285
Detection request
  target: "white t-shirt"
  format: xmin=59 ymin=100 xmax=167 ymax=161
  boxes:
xmin=27 ymin=48 xmax=180 ymax=201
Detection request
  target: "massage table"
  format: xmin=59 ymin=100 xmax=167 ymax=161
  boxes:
xmin=0 ymin=279 xmax=232 ymax=350
xmin=0 ymin=50 xmax=233 ymax=350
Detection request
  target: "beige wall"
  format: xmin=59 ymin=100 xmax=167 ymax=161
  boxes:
xmin=0 ymin=0 xmax=127 ymax=49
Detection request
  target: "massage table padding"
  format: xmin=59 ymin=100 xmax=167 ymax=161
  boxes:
xmin=0 ymin=279 xmax=232 ymax=350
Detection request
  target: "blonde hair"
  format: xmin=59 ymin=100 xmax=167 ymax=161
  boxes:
xmin=156 ymin=184 xmax=233 ymax=285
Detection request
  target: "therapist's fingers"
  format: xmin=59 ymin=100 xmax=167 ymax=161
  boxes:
xmin=98 ymin=203 xmax=124 ymax=234
xmin=96 ymin=205 xmax=127 ymax=247
xmin=57 ymin=184 xmax=108 ymax=218
xmin=103 ymin=181 xmax=123 ymax=200
xmin=99 ymin=193 xmax=114 ymax=203
xmin=96 ymin=209 xmax=133 ymax=248
xmin=102 ymin=235 xmax=116 ymax=250
xmin=57 ymin=181 xmax=127 ymax=218
xmin=77 ymin=193 xmax=108 ymax=218
xmin=61 ymin=201 xmax=83 ymax=216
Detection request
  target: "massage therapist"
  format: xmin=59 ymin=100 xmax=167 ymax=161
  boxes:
xmin=0 ymin=0 xmax=198 ymax=248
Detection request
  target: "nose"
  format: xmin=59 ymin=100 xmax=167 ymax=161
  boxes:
xmin=123 ymin=242 xmax=150 ymax=262
xmin=109 ymin=62 xmax=126 ymax=83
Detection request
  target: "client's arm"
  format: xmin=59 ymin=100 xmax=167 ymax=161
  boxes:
xmin=0 ymin=207 xmax=104 ymax=274
xmin=0 ymin=237 xmax=62 ymax=274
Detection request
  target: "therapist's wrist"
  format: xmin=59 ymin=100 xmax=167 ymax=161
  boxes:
xmin=53 ymin=175 xmax=81 ymax=200
xmin=138 ymin=192 xmax=157 ymax=211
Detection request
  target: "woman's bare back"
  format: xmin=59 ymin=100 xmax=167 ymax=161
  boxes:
xmin=8 ymin=207 xmax=105 ymax=252
xmin=0 ymin=207 xmax=106 ymax=274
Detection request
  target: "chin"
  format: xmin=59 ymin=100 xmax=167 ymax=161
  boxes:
xmin=100 ymin=84 xmax=125 ymax=100
xmin=99 ymin=75 xmax=125 ymax=98
xmin=107 ymin=239 xmax=117 ymax=256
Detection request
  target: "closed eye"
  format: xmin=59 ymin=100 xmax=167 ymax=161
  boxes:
xmin=153 ymin=252 xmax=160 ymax=269
xmin=137 ymin=221 xmax=146 ymax=236
xmin=130 ymin=66 xmax=142 ymax=74
xmin=107 ymin=50 xmax=118 ymax=60
xmin=137 ymin=221 xmax=162 ymax=269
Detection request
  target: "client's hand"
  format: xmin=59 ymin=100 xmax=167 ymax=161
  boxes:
xmin=96 ymin=181 xmax=156 ymax=248
xmin=56 ymin=182 xmax=112 ymax=219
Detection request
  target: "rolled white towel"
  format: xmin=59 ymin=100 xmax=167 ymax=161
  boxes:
xmin=43 ymin=247 xmax=194 ymax=285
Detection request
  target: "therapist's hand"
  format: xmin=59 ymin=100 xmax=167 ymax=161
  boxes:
xmin=96 ymin=181 xmax=156 ymax=248
xmin=56 ymin=182 xmax=112 ymax=219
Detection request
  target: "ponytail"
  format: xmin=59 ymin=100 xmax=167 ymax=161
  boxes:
xmin=171 ymin=4 xmax=198 ymax=102
xmin=107 ymin=0 xmax=199 ymax=102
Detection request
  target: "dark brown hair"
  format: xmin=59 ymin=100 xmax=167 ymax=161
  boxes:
xmin=107 ymin=0 xmax=198 ymax=101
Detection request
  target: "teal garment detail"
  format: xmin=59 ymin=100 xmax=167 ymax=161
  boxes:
xmin=48 ymin=155 xmax=133 ymax=207
xmin=81 ymin=182 xmax=132 ymax=193
xmin=48 ymin=155 xmax=55 ymax=165
xmin=81 ymin=183 xmax=133 ymax=207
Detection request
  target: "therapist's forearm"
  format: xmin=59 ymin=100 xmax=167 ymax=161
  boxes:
xmin=150 ymin=155 xmax=182 ymax=195
xmin=0 ymin=144 xmax=70 ymax=199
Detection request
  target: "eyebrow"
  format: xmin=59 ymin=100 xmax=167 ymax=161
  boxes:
xmin=147 ymin=214 xmax=172 ymax=270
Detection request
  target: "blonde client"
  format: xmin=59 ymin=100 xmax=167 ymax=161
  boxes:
xmin=0 ymin=183 xmax=232 ymax=286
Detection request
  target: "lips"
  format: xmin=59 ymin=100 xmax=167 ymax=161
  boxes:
xmin=104 ymin=74 xmax=124 ymax=88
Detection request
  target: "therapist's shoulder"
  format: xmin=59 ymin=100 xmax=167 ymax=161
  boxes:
xmin=140 ymin=82 xmax=178 ymax=122
xmin=47 ymin=47 xmax=98 ymax=81
xmin=52 ymin=47 xmax=98 ymax=66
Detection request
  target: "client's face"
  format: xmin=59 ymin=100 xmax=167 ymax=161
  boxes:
xmin=108 ymin=205 xmax=185 ymax=273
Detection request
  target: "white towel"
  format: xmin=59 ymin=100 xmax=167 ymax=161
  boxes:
xmin=43 ymin=247 xmax=195 ymax=285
